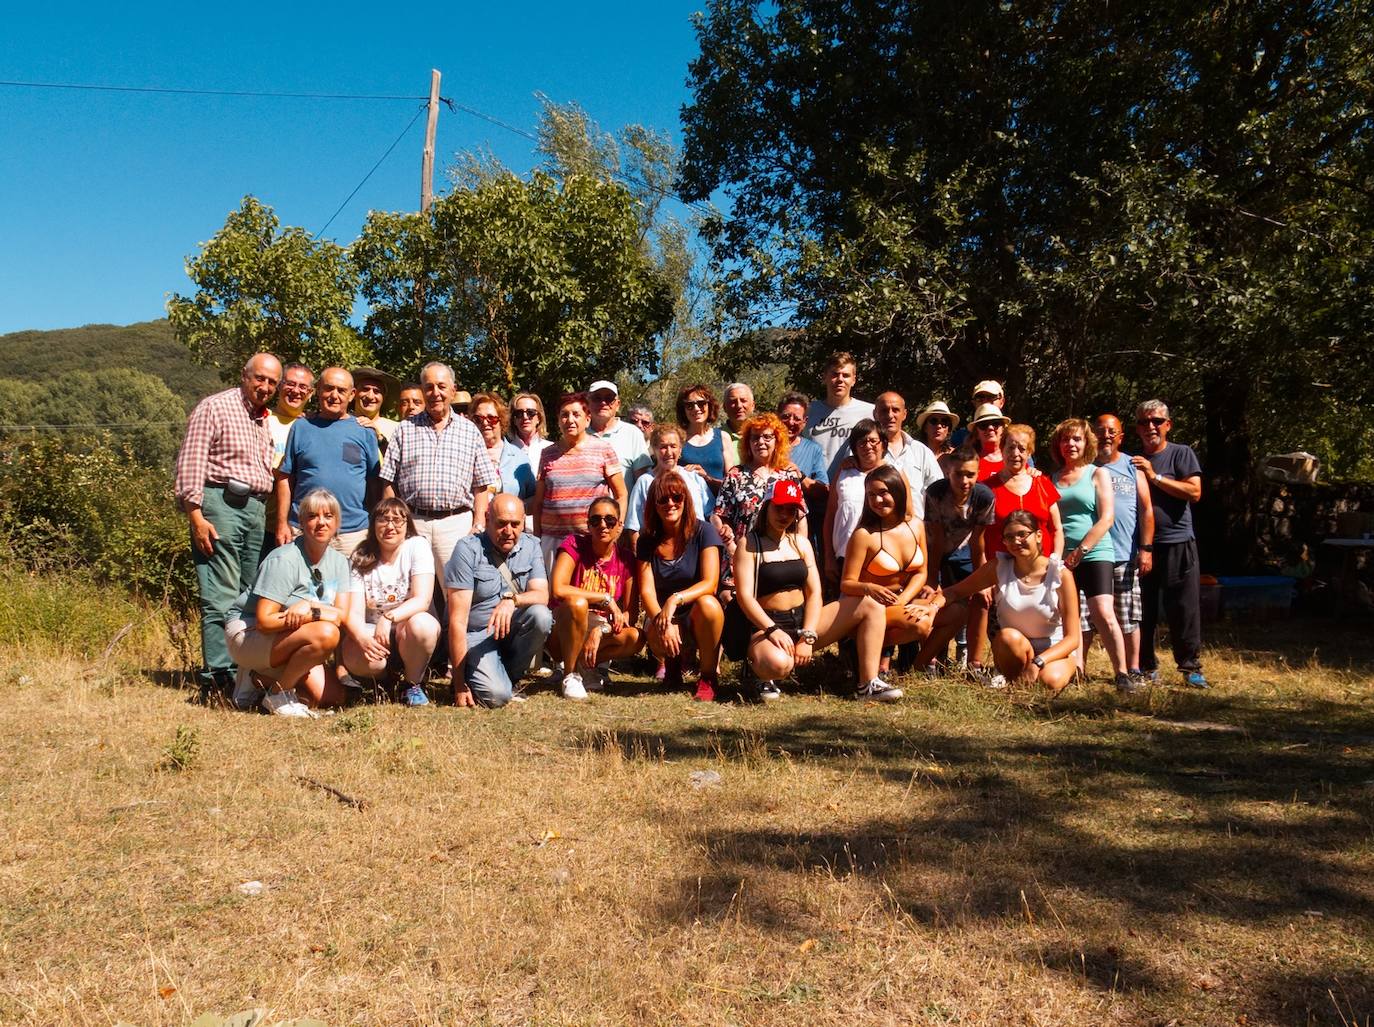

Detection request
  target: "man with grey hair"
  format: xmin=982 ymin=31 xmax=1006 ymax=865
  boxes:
xmin=723 ymin=382 xmax=756 ymax=461
xmin=175 ymin=352 xmax=282 ymax=702
xmin=381 ymin=361 xmax=495 ymax=570
xmin=625 ymin=403 xmax=656 ymax=441
xmin=1131 ymin=399 xmax=1207 ymax=688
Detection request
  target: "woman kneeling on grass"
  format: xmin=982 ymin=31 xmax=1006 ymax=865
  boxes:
xmin=636 ymin=473 xmax=725 ymax=701
xmin=549 ymin=497 xmax=643 ymax=700
xmin=924 ymin=510 xmax=1081 ymax=694
xmin=341 ymin=498 xmax=441 ymax=707
xmin=841 ymin=465 xmax=939 ymax=677
xmin=227 ymin=488 xmax=353 ymax=716
xmin=731 ymin=478 xmax=895 ymax=702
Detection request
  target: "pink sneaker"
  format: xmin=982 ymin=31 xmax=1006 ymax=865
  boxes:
xmin=693 ymin=675 xmax=717 ymax=703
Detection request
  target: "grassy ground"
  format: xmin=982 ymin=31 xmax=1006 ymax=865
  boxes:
xmin=1 ymin=612 xmax=1371 ymax=1026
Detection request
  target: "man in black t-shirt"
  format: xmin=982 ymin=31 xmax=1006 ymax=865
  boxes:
xmin=1131 ymin=400 xmax=1207 ymax=688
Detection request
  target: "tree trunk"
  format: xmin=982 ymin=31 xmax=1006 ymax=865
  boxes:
xmin=1198 ymin=369 xmax=1255 ymax=574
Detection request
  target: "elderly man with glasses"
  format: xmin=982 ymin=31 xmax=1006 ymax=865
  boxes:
xmin=1131 ymin=400 xmax=1207 ymax=689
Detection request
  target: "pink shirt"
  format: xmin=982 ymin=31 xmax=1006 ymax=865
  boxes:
xmin=538 ymin=440 xmax=619 ymax=537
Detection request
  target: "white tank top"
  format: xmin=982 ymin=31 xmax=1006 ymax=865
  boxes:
xmin=995 ymin=553 xmax=1064 ymax=641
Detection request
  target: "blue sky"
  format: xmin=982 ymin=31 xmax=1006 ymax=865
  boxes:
xmin=0 ymin=2 xmax=706 ymax=333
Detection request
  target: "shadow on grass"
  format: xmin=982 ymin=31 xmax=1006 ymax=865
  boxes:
xmin=586 ymin=633 xmax=1374 ymax=1018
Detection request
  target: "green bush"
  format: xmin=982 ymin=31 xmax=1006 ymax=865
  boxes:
xmin=0 ymin=436 xmax=195 ymax=609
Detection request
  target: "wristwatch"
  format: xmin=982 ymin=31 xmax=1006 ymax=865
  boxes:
xmin=799 ymin=629 xmax=818 ymax=644
xmin=1031 ymin=655 xmax=1046 ymax=669
xmin=311 ymin=607 xmax=320 ymax=622
xmin=1138 ymin=544 xmax=1154 ymax=552
xmin=501 ymin=589 xmax=516 ymax=602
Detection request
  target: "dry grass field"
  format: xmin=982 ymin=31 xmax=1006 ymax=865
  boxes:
xmin=1 ymin=599 xmax=1371 ymax=1026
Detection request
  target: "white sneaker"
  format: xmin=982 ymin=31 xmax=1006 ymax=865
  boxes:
xmin=858 ymin=678 xmax=904 ymax=703
xmin=261 ymin=689 xmax=316 ymax=717
xmin=232 ymin=666 xmax=266 ymax=710
xmin=561 ymin=673 xmax=588 ymax=701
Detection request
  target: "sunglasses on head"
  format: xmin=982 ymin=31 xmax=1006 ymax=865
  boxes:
xmin=1138 ymin=417 xmax=1168 ymax=427
xmin=588 ymin=514 xmax=620 ymax=528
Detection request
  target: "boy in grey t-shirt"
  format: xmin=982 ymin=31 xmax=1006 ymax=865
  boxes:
xmin=804 ymin=350 xmax=875 ymax=483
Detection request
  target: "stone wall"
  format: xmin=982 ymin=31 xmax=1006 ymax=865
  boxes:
xmin=1251 ymin=479 xmax=1374 ymax=568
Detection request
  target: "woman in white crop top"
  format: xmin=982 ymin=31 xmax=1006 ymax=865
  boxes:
xmin=924 ymin=509 xmax=1081 ymax=694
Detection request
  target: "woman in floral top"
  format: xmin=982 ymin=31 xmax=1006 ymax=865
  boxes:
xmin=712 ymin=413 xmax=806 ymax=595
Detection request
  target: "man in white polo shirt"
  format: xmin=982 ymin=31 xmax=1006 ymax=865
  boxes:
xmin=587 ymin=379 xmax=652 ymax=487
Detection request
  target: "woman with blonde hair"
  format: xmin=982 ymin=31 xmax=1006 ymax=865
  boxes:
xmin=1050 ymin=417 xmax=1133 ymax=691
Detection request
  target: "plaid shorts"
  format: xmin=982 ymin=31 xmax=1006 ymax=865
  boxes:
xmin=1080 ymin=560 xmax=1142 ymax=633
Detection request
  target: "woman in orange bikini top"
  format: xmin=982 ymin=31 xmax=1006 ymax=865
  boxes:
xmin=840 ymin=465 xmax=939 ymax=670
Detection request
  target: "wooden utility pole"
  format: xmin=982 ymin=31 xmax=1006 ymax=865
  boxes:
xmin=415 ymin=69 xmax=441 ymax=325
xmin=421 ymin=69 xmax=441 ymax=212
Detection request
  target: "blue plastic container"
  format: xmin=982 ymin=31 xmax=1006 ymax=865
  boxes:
xmin=1216 ymin=576 xmax=1295 ymax=619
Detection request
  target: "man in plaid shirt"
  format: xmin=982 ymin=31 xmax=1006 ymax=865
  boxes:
xmin=380 ymin=361 xmax=496 ymax=571
xmin=174 ymin=353 xmax=282 ymax=701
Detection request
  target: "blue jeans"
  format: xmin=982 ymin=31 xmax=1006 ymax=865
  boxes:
xmin=464 ymin=604 xmax=554 ymax=708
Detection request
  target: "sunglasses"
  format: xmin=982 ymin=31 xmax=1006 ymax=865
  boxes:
xmin=588 ymin=514 xmax=620 ymax=528
xmin=655 ymin=493 xmax=686 ymax=507
xmin=1138 ymin=417 xmax=1168 ymax=427
xmin=310 ymin=567 xmax=325 ymax=599
xmin=473 ymin=413 xmax=500 ymax=424
xmin=514 ymin=408 xmax=539 ymax=419
xmin=926 ymin=419 xmax=953 ymax=429
xmin=683 ymin=399 xmax=709 ymax=409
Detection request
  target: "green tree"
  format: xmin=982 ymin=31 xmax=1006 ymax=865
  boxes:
xmin=167 ymin=195 xmax=368 ymax=380
xmin=354 ymin=113 xmax=677 ymax=397
xmin=0 ymin=369 xmax=185 ymax=468
xmin=680 ymin=0 xmax=1374 ymax=563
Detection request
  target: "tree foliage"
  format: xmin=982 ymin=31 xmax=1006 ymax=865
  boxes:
xmin=354 ymin=100 xmax=682 ymax=398
xmin=0 ymin=368 xmax=186 ymax=468
xmin=679 ymin=0 xmax=1374 ymax=485
xmin=167 ymin=196 xmax=368 ymax=380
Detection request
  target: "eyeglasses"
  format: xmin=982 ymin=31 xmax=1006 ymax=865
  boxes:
xmin=858 ymin=436 xmax=883 ymax=447
xmin=1003 ymin=530 xmax=1034 ymax=544
xmin=588 ymin=514 xmax=620 ymax=528
xmin=1093 ymin=426 xmax=1121 ymax=437
xmin=473 ymin=413 xmax=500 ymax=424
xmin=514 ymin=408 xmax=539 ymax=419
xmin=655 ymin=494 xmax=686 ymax=507
xmin=376 ymin=515 xmax=407 ymax=527
xmin=753 ymin=433 xmax=777 ymax=443
xmin=1138 ymin=417 xmax=1168 ymax=427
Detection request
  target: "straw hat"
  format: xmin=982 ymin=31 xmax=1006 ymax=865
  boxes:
xmin=915 ymin=400 xmax=961 ymax=432
xmin=969 ymin=402 xmax=1011 ymax=428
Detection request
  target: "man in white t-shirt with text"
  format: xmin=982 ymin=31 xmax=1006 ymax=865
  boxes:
xmin=804 ymin=350 xmax=875 ymax=484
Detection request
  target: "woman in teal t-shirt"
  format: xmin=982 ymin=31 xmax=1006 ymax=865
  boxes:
xmin=1050 ymin=418 xmax=1131 ymax=691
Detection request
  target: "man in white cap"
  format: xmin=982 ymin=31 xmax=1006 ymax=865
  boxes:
xmin=587 ymin=379 xmax=651 ymax=486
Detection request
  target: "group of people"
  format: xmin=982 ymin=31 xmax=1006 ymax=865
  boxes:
xmin=175 ymin=350 xmax=1207 ymax=717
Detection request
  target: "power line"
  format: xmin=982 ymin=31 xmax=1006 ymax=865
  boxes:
xmin=442 ymin=98 xmax=539 ymax=143
xmin=318 ymin=104 xmax=428 ymax=236
xmin=0 ymin=79 xmax=429 ymax=102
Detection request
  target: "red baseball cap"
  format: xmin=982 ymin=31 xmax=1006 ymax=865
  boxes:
xmin=770 ymin=478 xmax=804 ymax=507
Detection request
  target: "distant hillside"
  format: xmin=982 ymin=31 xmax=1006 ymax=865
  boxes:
xmin=0 ymin=319 xmax=222 ymax=411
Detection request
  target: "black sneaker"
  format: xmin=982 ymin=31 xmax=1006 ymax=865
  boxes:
xmin=1115 ymin=672 xmax=1145 ymax=694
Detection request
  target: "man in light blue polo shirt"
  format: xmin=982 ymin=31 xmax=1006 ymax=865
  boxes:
xmin=588 ymin=380 xmax=652 ymax=486
xmin=444 ymin=494 xmax=553 ymax=708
